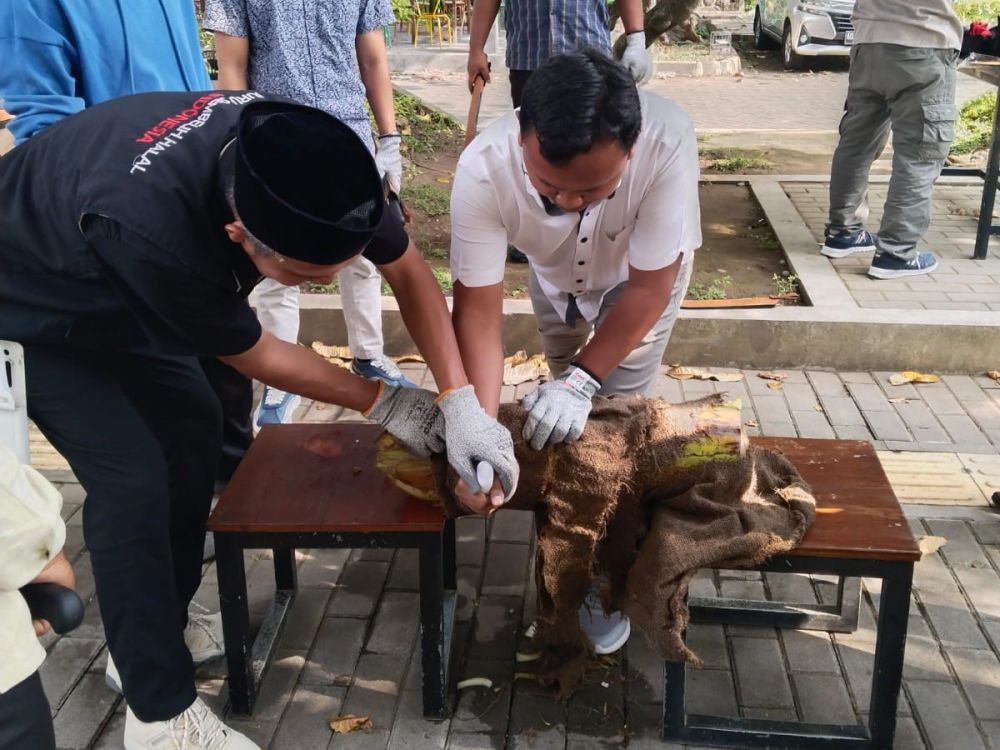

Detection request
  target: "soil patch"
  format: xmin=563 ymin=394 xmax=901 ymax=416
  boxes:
xmin=303 ymin=93 xmax=793 ymax=302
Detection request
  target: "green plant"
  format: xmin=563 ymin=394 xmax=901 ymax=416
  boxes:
xmin=432 ymin=266 xmax=453 ymax=293
xmin=952 ymin=91 xmax=996 ymax=155
xmin=390 ymin=0 xmax=415 ymax=24
xmin=772 ymin=273 xmax=799 ymax=296
xmin=403 ymin=183 xmax=451 ymax=216
xmin=424 ymin=246 xmax=449 ymax=259
xmin=705 ymin=148 xmax=774 ymax=173
xmin=307 ymin=279 xmax=339 ymax=293
xmin=954 ymin=0 xmax=1000 ymax=21
xmin=758 ymin=234 xmax=780 ymax=251
xmin=393 ymin=91 xmax=461 ymax=154
xmin=687 ymin=275 xmax=731 ymax=300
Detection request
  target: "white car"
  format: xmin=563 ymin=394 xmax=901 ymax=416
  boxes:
xmin=753 ymin=0 xmax=856 ymax=70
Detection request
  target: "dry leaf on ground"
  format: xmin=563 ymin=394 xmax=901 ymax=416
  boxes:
xmin=745 ymin=420 xmax=759 ymax=428
xmin=667 ymin=366 xmax=743 ymax=382
xmin=311 ymin=342 xmax=351 ymax=360
xmin=758 ymin=371 xmax=788 ymax=382
xmin=918 ymin=535 xmax=948 ymax=557
xmin=987 ymin=370 xmax=1000 ymax=381
xmin=329 ymin=715 xmax=372 ymax=734
xmin=396 ymin=354 xmax=426 ymax=364
xmin=888 ymin=397 xmax=909 ymax=404
xmin=888 ymin=371 xmax=940 ymax=386
xmin=766 ymin=381 xmax=784 ymax=390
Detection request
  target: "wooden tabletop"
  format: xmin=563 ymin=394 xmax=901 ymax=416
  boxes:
xmin=753 ymin=437 xmax=921 ymax=562
xmin=208 ymin=423 xmax=446 ymax=534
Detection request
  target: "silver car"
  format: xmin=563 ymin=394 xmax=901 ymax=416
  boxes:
xmin=753 ymin=0 xmax=856 ymax=70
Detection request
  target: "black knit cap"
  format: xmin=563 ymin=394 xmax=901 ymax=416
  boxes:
xmin=234 ymin=100 xmax=384 ymax=264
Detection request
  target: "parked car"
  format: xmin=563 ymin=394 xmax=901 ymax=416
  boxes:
xmin=753 ymin=0 xmax=856 ymax=70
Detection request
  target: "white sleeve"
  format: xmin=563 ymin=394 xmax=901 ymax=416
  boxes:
xmin=0 ymin=445 xmax=65 ymax=592
xmin=449 ymin=161 xmax=509 ymax=288
xmin=628 ymin=118 xmax=702 ymax=272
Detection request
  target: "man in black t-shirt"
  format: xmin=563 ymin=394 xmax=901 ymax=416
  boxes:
xmin=0 ymin=93 xmax=517 ymax=748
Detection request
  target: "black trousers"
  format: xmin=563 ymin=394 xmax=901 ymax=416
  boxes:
xmin=199 ymin=356 xmax=252 ymax=483
xmin=24 ymin=344 xmax=222 ymax=722
xmin=0 ymin=672 xmax=55 ymax=750
xmin=509 ymin=69 xmax=533 ymax=109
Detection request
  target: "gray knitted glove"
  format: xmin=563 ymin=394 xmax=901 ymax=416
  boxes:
xmin=521 ymin=365 xmax=600 ymax=450
xmin=437 ymin=385 xmax=519 ymax=500
xmin=365 ymin=383 xmax=444 ymax=457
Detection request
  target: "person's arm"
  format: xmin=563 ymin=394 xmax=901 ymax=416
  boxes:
xmin=466 ymin=0 xmax=500 ymax=91
xmin=213 ymin=32 xmax=250 ymax=89
xmin=616 ymin=0 xmax=654 ymax=84
xmin=356 ymin=29 xmax=396 ymax=137
xmin=453 ymin=281 xmax=505 ymax=417
xmin=617 ymin=0 xmax=646 ymax=34
xmin=574 ymin=258 xmax=682 ymax=379
xmin=0 ymin=29 xmax=85 ymax=142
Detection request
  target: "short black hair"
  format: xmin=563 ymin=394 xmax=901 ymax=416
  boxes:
xmin=518 ymin=49 xmax=642 ymax=165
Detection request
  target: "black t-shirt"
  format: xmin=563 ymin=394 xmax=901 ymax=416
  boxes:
xmin=0 ymin=90 xmax=404 ymax=356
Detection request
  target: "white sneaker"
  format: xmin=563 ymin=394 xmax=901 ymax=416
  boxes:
xmin=578 ymin=586 xmax=631 ymax=655
xmin=124 ymin=697 xmax=260 ymax=750
xmin=106 ymin=612 xmax=225 ymax=693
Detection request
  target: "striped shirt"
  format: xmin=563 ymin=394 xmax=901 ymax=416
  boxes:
xmin=504 ymin=0 xmax=612 ymax=71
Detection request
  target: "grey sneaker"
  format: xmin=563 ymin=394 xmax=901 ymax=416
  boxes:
xmin=578 ymin=587 xmax=630 ymax=655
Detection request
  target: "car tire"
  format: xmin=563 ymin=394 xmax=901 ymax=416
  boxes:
xmin=753 ymin=8 xmax=774 ymax=50
xmin=782 ymin=22 xmax=805 ymax=70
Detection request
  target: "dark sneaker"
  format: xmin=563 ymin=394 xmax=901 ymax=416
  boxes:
xmin=821 ymin=230 xmax=878 ymax=258
xmin=351 ymin=357 xmax=419 ymax=388
xmin=867 ymin=252 xmax=938 ymax=280
xmin=507 ymin=246 xmax=529 ymax=263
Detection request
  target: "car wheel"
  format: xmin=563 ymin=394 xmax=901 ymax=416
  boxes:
xmin=753 ymin=8 xmax=773 ymax=50
xmin=782 ymin=22 xmax=805 ymax=70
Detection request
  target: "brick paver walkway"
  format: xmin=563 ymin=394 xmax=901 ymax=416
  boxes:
xmin=31 ymin=364 xmax=1000 ymax=749
xmin=785 ymin=182 xmax=1000 ymax=311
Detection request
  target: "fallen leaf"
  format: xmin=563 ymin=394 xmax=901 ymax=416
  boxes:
xmin=667 ymin=366 xmax=743 ymax=382
xmin=329 ymin=715 xmax=372 ymax=734
xmin=745 ymin=420 xmax=759 ymax=428
xmin=758 ymin=371 xmax=788 ymax=382
xmin=435 ymin=175 xmax=452 ymax=184
xmin=888 ymin=371 xmax=941 ymax=386
xmin=395 ymin=353 xmax=425 ymax=364
xmin=918 ymin=535 xmax=948 ymax=557
xmin=767 ymin=381 xmax=784 ymax=390
xmin=668 ymin=366 xmax=702 ymax=380
xmin=888 ymin=397 xmax=908 ymax=404
xmin=814 ymin=405 xmax=823 ymax=411
xmin=987 ymin=370 xmax=1000 ymax=381
xmin=503 ymin=352 xmax=549 ymax=385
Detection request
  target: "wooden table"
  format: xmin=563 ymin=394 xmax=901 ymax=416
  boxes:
xmin=208 ymin=423 xmax=457 ymax=718
xmin=666 ymin=438 xmax=921 ymax=749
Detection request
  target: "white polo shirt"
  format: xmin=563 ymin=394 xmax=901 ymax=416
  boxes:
xmin=450 ymin=91 xmax=701 ymax=324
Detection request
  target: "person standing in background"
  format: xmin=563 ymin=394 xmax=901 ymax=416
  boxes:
xmin=205 ymin=0 xmax=421 ymax=437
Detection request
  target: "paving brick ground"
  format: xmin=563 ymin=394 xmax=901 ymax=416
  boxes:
xmin=785 ymin=182 xmax=1000 ymax=311
xmin=29 ymin=364 xmax=1000 ymax=749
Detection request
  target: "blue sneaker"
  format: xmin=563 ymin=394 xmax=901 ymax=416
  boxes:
xmin=351 ymin=357 xmax=419 ymax=388
xmin=253 ymin=386 xmax=301 ymax=435
xmin=868 ymin=251 xmax=938 ymax=280
xmin=821 ymin=230 xmax=878 ymax=258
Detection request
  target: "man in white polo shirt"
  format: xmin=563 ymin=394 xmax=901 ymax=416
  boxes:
xmin=449 ymin=50 xmax=700 ymax=654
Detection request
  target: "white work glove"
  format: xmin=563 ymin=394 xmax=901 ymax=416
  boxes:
xmin=620 ymin=32 xmax=653 ymax=85
xmin=437 ymin=385 xmax=519 ymax=501
xmin=521 ymin=365 xmax=600 ymax=451
xmin=374 ymin=133 xmax=403 ymax=195
xmin=364 ymin=382 xmax=444 ymax=457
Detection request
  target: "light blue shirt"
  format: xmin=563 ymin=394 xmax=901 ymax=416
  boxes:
xmin=504 ymin=0 xmax=612 ymax=71
xmin=203 ymin=0 xmax=394 ymax=149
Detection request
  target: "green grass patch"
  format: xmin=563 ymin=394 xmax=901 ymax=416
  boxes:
xmin=392 ymin=91 xmax=461 ymax=155
xmin=702 ymin=148 xmax=775 ymax=173
xmin=403 ymin=183 xmax=451 ymax=216
xmin=952 ymin=91 xmax=996 ymax=156
xmin=432 ymin=266 xmax=453 ymax=293
xmin=954 ymin=0 xmax=1000 ymax=21
xmin=687 ymin=275 xmax=732 ymax=300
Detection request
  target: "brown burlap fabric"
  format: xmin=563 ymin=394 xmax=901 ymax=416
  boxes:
xmin=433 ymin=394 xmax=816 ymax=697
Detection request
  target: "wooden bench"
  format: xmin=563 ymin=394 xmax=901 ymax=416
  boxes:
xmin=207 ymin=423 xmax=457 ymax=719
xmin=665 ymin=437 xmax=921 ymax=750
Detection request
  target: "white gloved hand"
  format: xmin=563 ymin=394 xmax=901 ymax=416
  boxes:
xmin=374 ymin=133 xmax=403 ymax=195
xmin=521 ymin=365 xmax=601 ymax=451
xmin=364 ymin=382 xmax=444 ymax=456
xmin=620 ymin=32 xmax=654 ymax=85
xmin=437 ymin=385 xmax=519 ymax=500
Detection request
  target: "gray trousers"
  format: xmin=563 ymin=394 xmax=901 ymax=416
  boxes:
xmin=528 ymin=256 xmax=693 ymax=397
xmin=828 ymin=43 xmax=959 ymax=261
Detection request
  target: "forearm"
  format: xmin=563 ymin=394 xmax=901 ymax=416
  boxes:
xmin=213 ymin=32 xmax=250 ymax=89
xmin=358 ymin=35 xmax=397 ymax=135
xmin=381 ymin=246 xmax=469 ymax=392
xmin=453 ymin=282 xmax=505 ymax=415
xmin=468 ymin=0 xmax=501 ymax=53
xmin=574 ymin=261 xmax=683 ymax=380
xmin=220 ymin=332 xmax=379 ymax=413
xmin=618 ymin=0 xmax=646 ymax=34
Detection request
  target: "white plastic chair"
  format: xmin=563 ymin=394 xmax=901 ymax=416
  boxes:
xmin=0 ymin=341 xmax=30 ymax=462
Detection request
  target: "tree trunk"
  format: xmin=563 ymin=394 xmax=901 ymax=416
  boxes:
xmin=610 ymin=0 xmax=701 ymax=57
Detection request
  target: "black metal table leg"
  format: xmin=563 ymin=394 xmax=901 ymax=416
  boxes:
xmin=443 ymin=518 xmax=457 ymax=591
xmin=868 ymin=562 xmax=914 ymax=749
xmin=273 ymin=547 xmax=298 ymax=591
xmin=663 ymin=658 xmax=687 ymax=740
xmin=419 ymin=532 xmax=446 ymax=719
xmin=216 ymin=533 xmax=255 ymax=714
xmin=974 ymin=90 xmax=1000 ymax=259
